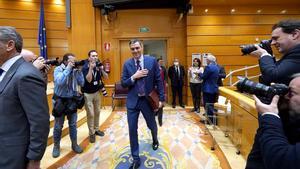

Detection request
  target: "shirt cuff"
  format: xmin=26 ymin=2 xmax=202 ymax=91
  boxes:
xmin=260 ymin=53 xmax=272 ymax=58
xmin=130 ymin=76 xmax=135 ymax=82
xmin=261 ymin=112 xmax=280 ymax=118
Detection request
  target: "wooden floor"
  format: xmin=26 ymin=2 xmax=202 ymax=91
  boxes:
xmin=41 ymin=106 xmax=246 ymax=169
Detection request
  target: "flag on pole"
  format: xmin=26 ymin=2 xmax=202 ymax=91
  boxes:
xmin=38 ymin=0 xmax=47 ymax=59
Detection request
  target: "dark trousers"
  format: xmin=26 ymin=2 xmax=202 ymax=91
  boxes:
xmin=127 ymin=97 xmax=158 ymax=163
xmin=203 ymin=92 xmax=217 ymax=122
xmin=171 ymin=85 xmax=183 ymax=106
xmin=190 ymin=83 xmax=202 ymax=110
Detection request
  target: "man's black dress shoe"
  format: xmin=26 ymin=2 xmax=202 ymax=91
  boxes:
xmin=172 ymin=105 xmax=176 ymax=108
xmin=152 ymin=141 xmax=159 ymax=150
xmin=129 ymin=161 xmax=140 ymax=169
xmin=180 ymin=104 xmax=185 ymax=108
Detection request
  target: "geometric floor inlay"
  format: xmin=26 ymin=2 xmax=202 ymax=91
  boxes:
xmin=59 ymin=110 xmax=221 ymax=169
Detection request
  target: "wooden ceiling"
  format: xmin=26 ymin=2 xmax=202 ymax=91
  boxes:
xmin=191 ymin=0 xmax=300 ymax=5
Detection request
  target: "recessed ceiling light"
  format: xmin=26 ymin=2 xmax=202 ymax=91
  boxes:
xmin=281 ymin=10 xmax=287 ymax=14
xmin=205 ymin=9 xmax=208 ymax=13
xmin=231 ymin=9 xmax=236 ymax=13
xmin=257 ymin=9 xmax=262 ymax=13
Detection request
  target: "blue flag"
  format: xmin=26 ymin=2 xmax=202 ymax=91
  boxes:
xmin=38 ymin=0 xmax=47 ymax=59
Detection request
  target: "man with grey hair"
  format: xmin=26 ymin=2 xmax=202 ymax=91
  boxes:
xmin=199 ymin=54 xmax=219 ymax=123
xmin=0 ymin=26 xmax=49 ymax=169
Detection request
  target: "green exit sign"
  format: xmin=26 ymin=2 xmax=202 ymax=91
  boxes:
xmin=139 ymin=27 xmax=150 ymax=33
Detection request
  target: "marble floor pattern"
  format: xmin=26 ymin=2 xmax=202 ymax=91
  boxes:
xmin=59 ymin=110 xmax=223 ymax=169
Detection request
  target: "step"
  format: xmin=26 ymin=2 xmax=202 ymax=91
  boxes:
xmin=41 ymin=107 xmax=112 ymax=169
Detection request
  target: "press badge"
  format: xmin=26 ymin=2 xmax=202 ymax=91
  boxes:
xmin=93 ymin=81 xmax=98 ymax=85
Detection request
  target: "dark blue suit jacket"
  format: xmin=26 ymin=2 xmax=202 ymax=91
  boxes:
xmin=121 ymin=55 xmax=165 ymax=109
xmin=258 ymin=114 xmax=300 ymax=169
xmin=200 ymin=63 xmax=219 ymax=94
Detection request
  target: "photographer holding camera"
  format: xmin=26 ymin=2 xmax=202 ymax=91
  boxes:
xmin=52 ymin=53 xmax=85 ymax=158
xmin=249 ymin=73 xmax=300 ymax=169
xmin=245 ymin=20 xmax=300 ymax=169
xmin=249 ymin=20 xmax=300 ymax=86
xmin=81 ymin=50 xmax=108 ymax=143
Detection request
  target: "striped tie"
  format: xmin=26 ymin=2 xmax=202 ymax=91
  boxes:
xmin=136 ymin=60 xmax=145 ymax=96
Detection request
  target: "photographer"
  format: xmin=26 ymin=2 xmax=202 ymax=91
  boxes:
xmin=52 ymin=53 xmax=85 ymax=158
xmin=81 ymin=50 xmax=108 ymax=143
xmin=251 ymin=74 xmax=300 ymax=169
xmin=250 ymin=20 xmax=300 ymax=86
xmin=246 ymin=20 xmax=300 ymax=169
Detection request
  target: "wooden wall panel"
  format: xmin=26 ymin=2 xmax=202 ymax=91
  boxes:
xmin=187 ymin=5 xmax=300 ymax=94
xmin=0 ymin=0 xmax=67 ymax=61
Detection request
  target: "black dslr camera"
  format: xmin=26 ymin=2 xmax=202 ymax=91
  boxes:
xmin=74 ymin=60 xmax=86 ymax=68
xmin=44 ymin=57 xmax=60 ymax=66
xmin=240 ymin=40 xmax=273 ymax=56
xmin=236 ymin=77 xmax=289 ymax=104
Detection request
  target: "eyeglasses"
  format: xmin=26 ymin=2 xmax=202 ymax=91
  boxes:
xmin=130 ymin=47 xmax=140 ymax=51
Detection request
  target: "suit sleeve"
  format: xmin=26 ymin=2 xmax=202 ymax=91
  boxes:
xmin=259 ymin=56 xmax=297 ymax=84
xmin=121 ymin=62 xmax=135 ymax=88
xmin=259 ymin=114 xmax=300 ymax=169
xmin=200 ymin=65 xmax=212 ymax=80
xmin=154 ymin=61 xmax=165 ymax=101
xmin=219 ymin=66 xmax=226 ymax=79
xmin=19 ymin=73 xmax=50 ymax=160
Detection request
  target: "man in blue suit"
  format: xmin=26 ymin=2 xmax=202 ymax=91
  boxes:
xmin=252 ymin=73 xmax=300 ymax=169
xmin=121 ymin=39 xmax=165 ymax=169
xmin=199 ymin=54 xmax=219 ymax=123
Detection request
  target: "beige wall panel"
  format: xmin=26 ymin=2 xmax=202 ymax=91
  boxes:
xmin=188 ymin=35 xmax=270 ymax=46
xmin=0 ymin=19 xmax=65 ymax=30
xmin=19 ymin=29 xmax=67 ymax=39
xmin=0 ymin=9 xmax=65 ymax=21
xmin=70 ymin=0 xmax=96 ymax=60
xmin=0 ymin=1 xmax=65 ymax=13
xmin=24 ymin=38 xmax=67 ymax=48
xmin=190 ymin=5 xmax=300 ymax=15
xmin=187 ymin=25 xmax=272 ymax=36
xmin=187 ymin=15 xmax=300 ymax=25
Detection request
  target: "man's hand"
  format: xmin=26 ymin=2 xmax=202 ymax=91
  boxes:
xmin=159 ymin=101 xmax=165 ymax=108
xmin=253 ymin=95 xmax=279 ymax=115
xmin=132 ymin=69 xmax=148 ymax=80
xmin=250 ymin=45 xmax=270 ymax=58
xmin=26 ymin=160 xmax=40 ymax=169
xmin=67 ymin=60 xmax=75 ymax=69
xmin=89 ymin=60 xmax=96 ymax=69
xmin=33 ymin=57 xmax=46 ymax=70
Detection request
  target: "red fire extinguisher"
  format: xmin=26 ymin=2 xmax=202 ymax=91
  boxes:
xmin=103 ymin=59 xmax=110 ymax=73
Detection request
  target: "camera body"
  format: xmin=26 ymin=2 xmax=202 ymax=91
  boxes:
xmin=74 ymin=60 xmax=86 ymax=68
xmin=236 ymin=77 xmax=289 ymax=104
xmin=240 ymin=40 xmax=273 ymax=56
xmin=44 ymin=57 xmax=60 ymax=66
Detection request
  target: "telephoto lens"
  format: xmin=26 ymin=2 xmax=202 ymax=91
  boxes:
xmin=236 ymin=77 xmax=289 ymax=104
xmin=240 ymin=40 xmax=273 ymax=56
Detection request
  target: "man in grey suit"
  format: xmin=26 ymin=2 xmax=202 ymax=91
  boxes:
xmin=0 ymin=26 xmax=49 ymax=169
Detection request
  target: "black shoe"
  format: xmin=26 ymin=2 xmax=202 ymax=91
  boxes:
xmin=196 ymin=108 xmax=200 ymax=113
xmin=89 ymin=134 xmax=95 ymax=143
xmin=180 ymin=104 xmax=185 ymax=108
xmin=95 ymin=130 xmax=105 ymax=137
xmin=152 ymin=141 xmax=159 ymax=150
xmin=172 ymin=105 xmax=176 ymax=108
xmin=129 ymin=161 xmax=140 ymax=169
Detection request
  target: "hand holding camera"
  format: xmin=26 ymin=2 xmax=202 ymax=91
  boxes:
xmin=253 ymin=95 xmax=279 ymax=115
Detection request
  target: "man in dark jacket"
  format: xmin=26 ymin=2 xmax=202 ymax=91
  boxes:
xmin=252 ymin=73 xmax=300 ymax=169
xmin=168 ymin=58 xmax=185 ymax=108
xmin=246 ymin=19 xmax=300 ymax=169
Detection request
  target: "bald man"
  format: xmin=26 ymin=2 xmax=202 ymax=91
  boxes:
xmin=21 ymin=49 xmax=48 ymax=70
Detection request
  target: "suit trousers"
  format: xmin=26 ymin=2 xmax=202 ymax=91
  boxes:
xmin=203 ymin=92 xmax=217 ymax=122
xmin=84 ymin=91 xmax=101 ymax=136
xmin=171 ymin=84 xmax=183 ymax=106
xmin=127 ymin=97 xmax=158 ymax=163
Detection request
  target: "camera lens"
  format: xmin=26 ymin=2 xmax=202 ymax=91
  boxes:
xmin=240 ymin=45 xmax=257 ymax=55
